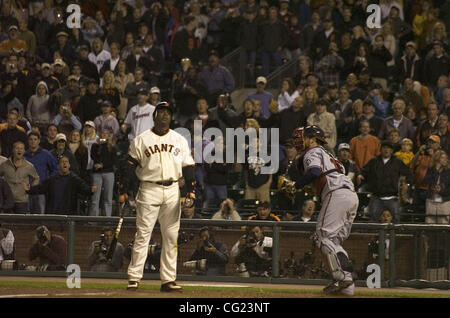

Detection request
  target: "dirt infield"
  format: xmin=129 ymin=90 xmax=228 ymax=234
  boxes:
xmin=0 ymin=277 xmax=449 ymax=298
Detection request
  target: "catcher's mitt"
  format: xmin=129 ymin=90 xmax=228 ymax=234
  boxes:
xmin=278 ymin=176 xmax=297 ymax=200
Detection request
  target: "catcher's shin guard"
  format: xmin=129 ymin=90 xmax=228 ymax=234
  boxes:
xmin=320 ymin=245 xmax=345 ymax=281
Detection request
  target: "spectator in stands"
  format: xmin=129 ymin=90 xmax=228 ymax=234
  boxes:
xmin=68 ymin=129 xmax=88 ymax=182
xmin=329 ymin=86 xmax=352 ymax=124
xmin=76 ymin=78 xmax=103 ymax=123
xmin=37 ymin=63 xmax=60 ymax=95
xmin=244 ymin=137 xmax=272 ymax=202
xmin=378 ymin=98 xmax=416 ymax=141
xmin=90 ymin=130 xmax=117 ymax=217
xmin=230 ymin=225 xmax=273 ymax=277
xmin=50 ymin=133 xmax=79 ymax=175
xmin=0 ymin=81 xmax=24 ymax=119
xmin=124 ymin=88 xmax=155 ymax=140
xmin=239 ymin=9 xmax=258 ymax=76
xmin=258 ymin=6 xmax=288 ymax=76
xmin=172 ymin=15 xmax=200 ymax=63
xmin=423 ymin=150 xmax=450 ymax=224
xmin=209 ymin=93 xmax=239 ymax=134
xmin=367 ymin=34 xmax=392 ymax=91
xmin=125 ymin=41 xmax=152 ymax=82
xmin=416 ymin=102 xmax=440 ymax=147
xmin=294 ymin=56 xmax=313 ymax=87
xmin=0 ymin=141 xmax=39 ymax=214
xmin=277 ymin=77 xmax=300 ymax=112
xmin=360 ymin=98 xmax=383 ymax=137
xmin=28 ymin=225 xmax=66 ymax=270
xmin=87 ymin=227 xmax=124 ymax=272
xmin=88 ymin=38 xmax=110 ymax=75
xmin=424 ymin=40 xmax=450 ymax=91
xmin=25 ymin=132 xmax=58 ymax=214
xmin=337 ymin=143 xmax=357 ymax=183
xmin=142 ymin=34 xmax=163 ymax=86
xmin=387 ymin=128 xmax=402 ymax=153
xmin=284 ymin=199 xmax=316 ymax=222
xmin=0 ymin=25 xmax=27 ymax=56
xmin=0 ymin=111 xmax=27 ymax=158
xmin=50 ymin=31 xmax=77 ymax=66
xmin=199 ymin=50 xmax=235 ymax=107
xmin=370 ymin=88 xmax=390 ymax=119
xmin=248 ymin=201 xmax=280 ymax=222
xmin=395 ymin=41 xmax=423 ymax=83
xmin=181 ymin=201 xmax=202 ymax=220
xmin=436 ymin=114 xmax=450 ymax=154
xmin=247 ymin=77 xmax=274 ymax=119
xmin=187 ymin=226 xmax=228 ymax=276
xmin=401 ymin=78 xmax=424 ymax=118
xmin=345 ymin=73 xmax=365 ymax=101
xmin=311 ymin=17 xmax=339 ymax=62
xmin=94 ymin=100 xmax=120 ymax=138
xmin=114 ymin=60 xmax=135 ymax=120
xmin=185 ymin=98 xmax=220 ymax=133
xmin=26 ymin=81 xmax=50 ymax=125
xmin=51 ymin=100 xmax=82 ymax=136
xmin=99 ymin=42 xmax=121 ymax=77
xmin=82 ymin=121 xmax=98 ymax=175
xmin=49 ymin=75 xmax=80 ymax=117
xmin=307 ymin=99 xmax=337 ymax=150
xmin=76 ymin=45 xmax=99 ymax=84
xmin=212 ymin=199 xmax=242 ymax=221
xmin=25 ymin=156 xmax=97 ymax=215
xmin=316 ymin=42 xmax=344 ymax=87
xmin=124 ymin=67 xmax=150 ymax=113
xmin=99 ymin=71 xmax=120 ymax=109
xmin=40 ymin=124 xmax=58 ymax=151
xmin=357 ymin=140 xmax=413 ymax=223
xmin=204 ymin=145 xmax=229 ymax=202
xmin=394 ymin=138 xmax=415 ymax=168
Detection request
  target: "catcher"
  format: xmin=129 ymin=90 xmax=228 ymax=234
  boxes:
xmin=286 ymin=125 xmax=359 ymax=296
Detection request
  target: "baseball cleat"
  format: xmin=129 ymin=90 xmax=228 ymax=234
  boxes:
xmin=127 ymin=280 xmax=139 ymax=290
xmin=160 ymin=281 xmax=183 ymax=293
xmin=323 ymin=280 xmax=354 ymax=295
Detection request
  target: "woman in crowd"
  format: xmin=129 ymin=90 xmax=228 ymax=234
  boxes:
xmin=68 ymin=129 xmax=89 ymax=182
xmin=301 ymin=86 xmax=318 ymax=118
xmin=81 ymin=121 xmax=98 ymax=179
xmin=423 ymin=150 xmax=450 ymax=224
xmin=26 ymin=81 xmax=51 ymax=125
xmin=100 ymin=71 xmax=121 ymax=109
xmin=90 ymin=129 xmax=117 ymax=217
xmin=277 ymin=77 xmax=299 ymax=112
xmin=114 ymin=60 xmax=134 ymax=120
xmin=353 ymin=42 xmax=370 ymax=76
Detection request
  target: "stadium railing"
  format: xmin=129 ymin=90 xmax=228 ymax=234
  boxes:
xmin=0 ymin=214 xmax=448 ymax=290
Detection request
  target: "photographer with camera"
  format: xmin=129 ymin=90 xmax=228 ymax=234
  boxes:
xmin=28 ymin=225 xmax=66 ymax=271
xmin=87 ymin=227 xmax=124 ymax=272
xmin=185 ymin=227 xmax=228 ymax=276
xmin=51 ymin=100 xmax=82 ymax=137
xmin=230 ymin=225 xmax=273 ymax=277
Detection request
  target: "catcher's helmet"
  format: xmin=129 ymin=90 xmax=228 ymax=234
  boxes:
xmin=153 ymin=101 xmax=173 ymax=118
xmin=292 ymin=125 xmax=327 ymax=151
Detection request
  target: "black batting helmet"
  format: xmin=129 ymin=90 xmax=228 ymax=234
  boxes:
xmin=153 ymin=101 xmax=173 ymax=119
xmin=292 ymin=125 xmax=327 ymax=152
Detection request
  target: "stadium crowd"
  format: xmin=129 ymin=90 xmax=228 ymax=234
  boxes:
xmin=0 ymin=0 xmax=448 ymax=226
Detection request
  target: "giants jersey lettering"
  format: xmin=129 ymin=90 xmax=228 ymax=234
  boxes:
xmin=129 ymin=129 xmax=195 ymax=181
xmin=301 ymin=146 xmax=355 ymax=199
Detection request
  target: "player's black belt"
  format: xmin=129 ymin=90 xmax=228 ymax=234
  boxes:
xmin=148 ymin=180 xmax=178 ymax=186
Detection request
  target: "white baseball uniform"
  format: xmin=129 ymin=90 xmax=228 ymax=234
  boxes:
xmin=300 ymin=146 xmax=358 ymax=279
xmin=124 ymin=103 xmax=156 ymax=140
xmin=127 ymin=128 xmax=195 ymax=284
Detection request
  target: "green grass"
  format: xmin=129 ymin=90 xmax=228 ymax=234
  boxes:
xmin=0 ymin=281 xmax=448 ymax=298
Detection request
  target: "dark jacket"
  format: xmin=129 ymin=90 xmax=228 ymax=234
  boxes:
xmin=28 ymin=234 xmax=67 ymax=270
xmin=395 ymin=54 xmax=423 ymax=83
xmin=50 ymin=148 xmax=80 ymax=175
xmin=360 ymin=155 xmax=413 ymax=197
xmin=76 ymin=91 xmax=104 ymax=123
xmin=0 ymin=127 xmax=27 ymax=158
xmin=368 ymin=45 xmax=392 ymax=79
xmin=172 ymin=28 xmax=200 ymax=63
xmin=239 ymin=19 xmax=258 ymax=50
xmin=189 ymin=240 xmax=228 ymax=276
xmin=76 ymin=58 xmax=100 ymax=84
xmin=27 ymin=172 xmax=93 ymax=215
xmin=424 ymin=54 xmax=450 ymax=87
xmin=205 ymin=162 xmax=229 ymax=186
xmin=276 ymin=108 xmax=307 ymax=144
xmin=91 ymin=142 xmax=117 ymax=174
xmin=258 ymin=19 xmax=288 ymax=52
xmin=0 ymin=177 xmax=14 ymax=212
xmin=423 ymin=167 xmax=450 ymax=202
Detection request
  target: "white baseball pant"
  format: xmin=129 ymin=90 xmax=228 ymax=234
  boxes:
xmin=127 ymin=182 xmax=181 ymax=284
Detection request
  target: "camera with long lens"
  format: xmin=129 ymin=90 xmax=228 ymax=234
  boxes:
xmin=245 ymin=233 xmax=257 ymax=245
xmin=95 ymin=234 xmax=109 ymax=263
xmin=183 ymin=259 xmax=207 ymax=273
xmin=203 ymin=239 xmax=213 ymax=248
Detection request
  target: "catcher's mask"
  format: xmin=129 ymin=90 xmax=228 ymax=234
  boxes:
xmin=292 ymin=125 xmax=327 ymax=152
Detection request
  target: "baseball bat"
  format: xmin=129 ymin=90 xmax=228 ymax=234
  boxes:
xmin=106 ymin=193 xmax=127 ymax=262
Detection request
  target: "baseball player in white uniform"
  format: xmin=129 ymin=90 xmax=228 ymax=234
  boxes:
xmin=124 ymin=88 xmax=156 ymax=140
xmin=291 ymin=125 xmax=359 ymax=296
xmin=124 ymin=101 xmax=196 ymax=292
